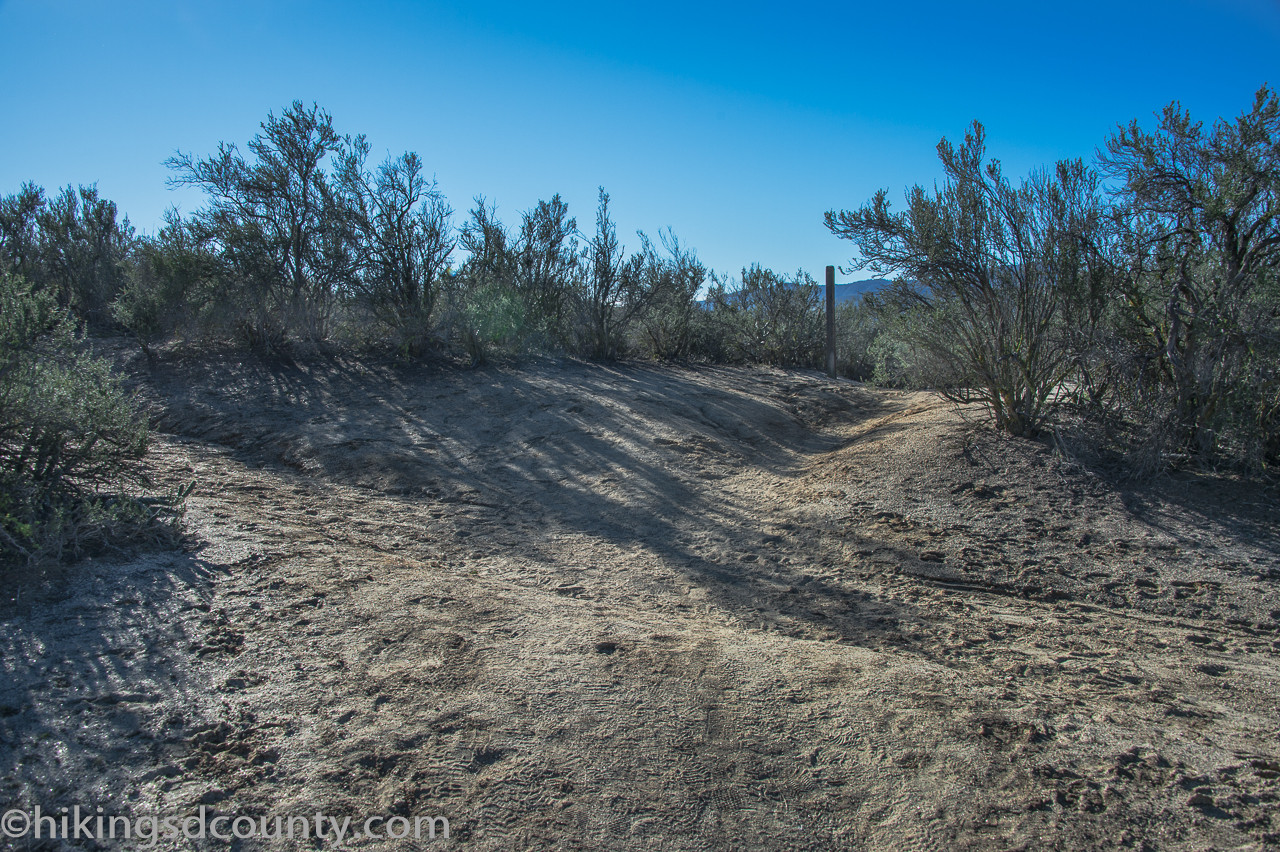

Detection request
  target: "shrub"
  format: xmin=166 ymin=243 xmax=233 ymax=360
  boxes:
xmin=442 ymin=198 xmax=526 ymax=363
xmin=337 ymin=145 xmax=455 ymax=357
xmin=573 ymin=188 xmax=645 ymax=360
xmin=709 ymin=265 xmax=824 ymax=367
xmin=832 ymin=297 xmax=882 ymax=381
xmin=631 ymin=229 xmax=708 ymax=361
xmin=1 ymin=182 xmax=135 ymax=330
xmin=1098 ymin=85 xmax=1280 ymax=470
xmin=0 ymin=272 xmax=182 ymax=568
xmin=112 ymin=210 xmax=226 ymax=345
xmin=826 ymin=124 xmax=1101 ymax=437
xmin=167 ymin=101 xmax=355 ymax=348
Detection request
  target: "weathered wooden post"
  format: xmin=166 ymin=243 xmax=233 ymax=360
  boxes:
xmin=825 ymin=265 xmax=836 ymax=378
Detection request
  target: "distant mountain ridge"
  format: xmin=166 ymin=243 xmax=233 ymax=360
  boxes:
xmin=831 ymin=278 xmax=892 ymax=303
xmin=698 ymin=277 xmax=892 ymax=309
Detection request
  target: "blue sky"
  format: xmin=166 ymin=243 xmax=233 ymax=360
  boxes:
xmin=1 ymin=0 xmax=1277 ymax=282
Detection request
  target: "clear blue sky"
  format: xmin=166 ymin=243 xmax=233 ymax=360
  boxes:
xmin=1 ymin=0 xmax=1277 ymax=282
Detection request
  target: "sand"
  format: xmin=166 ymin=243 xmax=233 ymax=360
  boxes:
xmin=2 ymin=349 xmax=1277 ymax=850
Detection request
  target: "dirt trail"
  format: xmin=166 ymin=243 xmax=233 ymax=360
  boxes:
xmin=3 ymin=355 xmax=1278 ymax=850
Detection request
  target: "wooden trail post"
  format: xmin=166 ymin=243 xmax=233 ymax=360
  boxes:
xmin=825 ymin=265 xmax=836 ymax=378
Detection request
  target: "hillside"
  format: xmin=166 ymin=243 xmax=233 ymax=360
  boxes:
xmin=832 ymin=277 xmax=892 ymax=303
xmin=699 ymin=277 xmax=891 ymax=308
xmin=2 ymin=350 xmax=1277 ymax=850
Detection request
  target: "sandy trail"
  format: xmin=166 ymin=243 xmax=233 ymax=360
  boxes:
xmin=2 ymin=356 xmax=1278 ymax=850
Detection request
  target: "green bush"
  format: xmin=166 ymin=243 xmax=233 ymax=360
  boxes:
xmin=832 ymin=297 xmax=882 ymax=381
xmin=112 ymin=210 xmax=226 ymax=344
xmin=630 ymin=229 xmax=707 ymax=361
xmin=1 ymin=182 xmax=134 ymax=330
xmin=0 ymin=272 xmax=182 ymax=567
xmin=707 ymin=266 xmax=824 ymax=367
xmin=1098 ymin=87 xmax=1280 ymax=470
xmin=442 ymin=273 xmax=531 ymax=364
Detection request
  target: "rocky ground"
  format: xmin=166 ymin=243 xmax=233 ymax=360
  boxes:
xmin=2 ymin=349 xmax=1278 ymax=850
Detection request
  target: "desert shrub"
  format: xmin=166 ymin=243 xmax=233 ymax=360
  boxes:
xmin=832 ymin=297 xmax=882 ymax=380
xmin=855 ymin=288 xmax=969 ymax=389
xmin=167 ymin=101 xmax=357 ymax=349
xmin=38 ymin=185 xmax=135 ymax=327
xmin=708 ymin=265 xmax=823 ymax=367
xmin=443 ymin=273 xmax=530 ymax=364
xmin=447 ymin=193 xmax=617 ymax=362
xmin=631 ymin=229 xmax=708 ymax=360
xmin=112 ymin=210 xmax=226 ymax=344
xmin=441 ymin=198 xmax=527 ymax=363
xmin=572 ymin=188 xmax=649 ymax=360
xmin=0 ymin=183 xmax=134 ymax=329
xmin=0 ymin=183 xmax=44 ymax=284
xmin=513 ymin=195 xmax=579 ymax=349
xmin=336 ymin=145 xmax=455 ymax=357
xmin=1097 ymin=85 xmax=1280 ymax=471
xmin=826 ymin=124 xmax=1101 ymax=437
xmin=679 ymin=275 xmax=732 ymax=362
xmin=0 ymin=272 xmax=182 ymax=567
